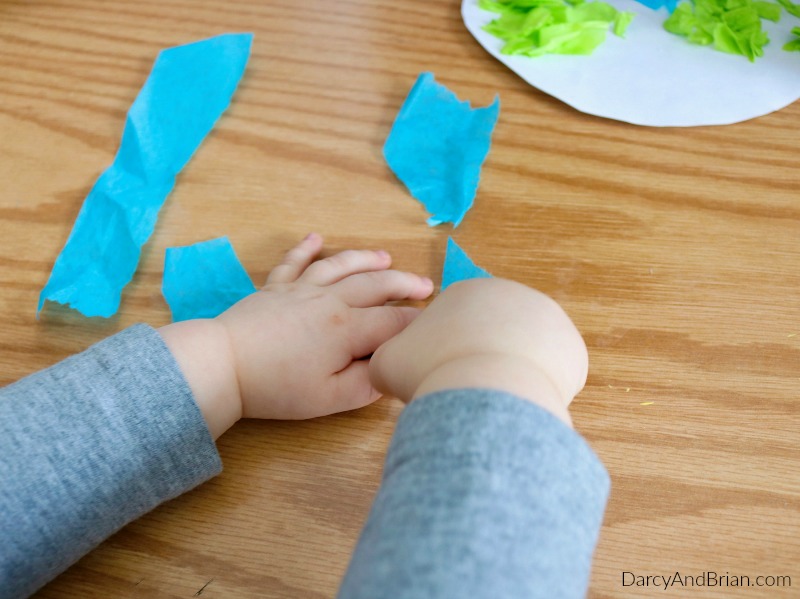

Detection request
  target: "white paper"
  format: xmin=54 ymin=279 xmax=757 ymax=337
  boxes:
xmin=462 ymin=0 xmax=800 ymax=126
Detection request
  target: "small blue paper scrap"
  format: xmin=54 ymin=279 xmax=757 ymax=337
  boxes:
xmin=632 ymin=0 xmax=678 ymax=11
xmin=38 ymin=33 xmax=253 ymax=318
xmin=441 ymin=237 xmax=492 ymax=291
xmin=384 ymin=72 xmax=499 ymax=228
xmin=162 ymin=236 xmax=257 ymax=322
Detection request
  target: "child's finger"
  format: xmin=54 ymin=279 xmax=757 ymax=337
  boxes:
xmin=332 ymin=270 xmax=434 ymax=307
xmin=266 ymin=233 xmax=324 ymax=284
xmin=347 ymin=306 xmax=422 ymax=359
xmin=298 ymin=249 xmax=391 ymax=286
xmin=327 ymin=361 xmax=383 ymax=413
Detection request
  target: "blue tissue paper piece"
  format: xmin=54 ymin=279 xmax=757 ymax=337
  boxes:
xmin=162 ymin=236 xmax=257 ymax=322
xmin=384 ymin=72 xmax=499 ymax=228
xmin=632 ymin=0 xmax=678 ymax=11
xmin=38 ymin=33 xmax=253 ymax=318
xmin=441 ymin=237 xmax=492 ymax=291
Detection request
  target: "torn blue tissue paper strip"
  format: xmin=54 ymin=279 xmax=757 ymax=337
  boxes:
xmin=384 ymin=72 xmax=499 ymax=228
xmin=441 ymin=237 xmax=492 ymax=291
xmin=38 ymin=33 xmax=253 ymax=318
xmin=162 ymin=237 xmax=257 ymax=322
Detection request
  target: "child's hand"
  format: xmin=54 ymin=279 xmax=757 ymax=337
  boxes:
xmin=160 ymin=234 xmax=433 ymax=438
xmin=368 ymin=278 xmax=588 ymax=427
xmin=219 ymin=234 xmax=433 ymax=419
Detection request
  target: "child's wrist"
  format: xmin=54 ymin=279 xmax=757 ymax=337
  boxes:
xmin=412 ymin=353 xmax=573 ymax=428
xmin=158 ymin=319 xmax=243 ymax=439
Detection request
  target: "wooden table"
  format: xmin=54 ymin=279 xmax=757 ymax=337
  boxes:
xmin=2 ymin=1 xmax=798 ymax=597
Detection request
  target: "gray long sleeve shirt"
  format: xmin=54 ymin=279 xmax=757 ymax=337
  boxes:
xmin=0 ymin=324 xmax=609 ymax=598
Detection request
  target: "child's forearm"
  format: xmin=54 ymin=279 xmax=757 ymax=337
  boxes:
xmin=411 ymin=353 xmax=573 ymax=427
xmin=338 ymin=390 xmax=609 ymax=598
xmin=159 ymin=319 xmax=242 ymax=440
xmin=0 ymin=325 xmax=222 ymax=597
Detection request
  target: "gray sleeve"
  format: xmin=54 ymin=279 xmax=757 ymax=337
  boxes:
xmin=0 ymin=324 xmax=222 ymax=599
xmin=338 ymin=390 xmax=610 ymax=599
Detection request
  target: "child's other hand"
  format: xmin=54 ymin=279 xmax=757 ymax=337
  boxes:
xmin=368 ymin=278 xmax=588 ymax=427
xmin=217 ymin=234 xmax=433 ymax=420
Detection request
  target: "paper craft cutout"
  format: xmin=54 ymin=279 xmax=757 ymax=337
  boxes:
xmin=481 ymin=0 xmax=636 ymax=57
xmin=384 ymin=73 xmax=499 ymax=227
xmin=441 ymin=237 xmax=493 ymax=291
xmin=462 ymin=0 xmax=800 ymax=126
xmin=38 ymin=33 xmax=253 ymax=317
xmin=162 ymin=237 xmax=257 ymax=322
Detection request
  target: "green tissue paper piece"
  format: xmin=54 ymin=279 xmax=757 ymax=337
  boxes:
xmin=777 ymin=0 xmax=800 ymax=17
xmin=755 ymin=1 xmax=782 ymax=21
xmin=480 ymin=0 xmax=633 ymax=57
xmin=785 ymin=25 xmax=800 ymax=49
xmin=663 ymin=0 xmax=800 ymax=60
xmin=614 ymin=11 xmax=636 ymax=36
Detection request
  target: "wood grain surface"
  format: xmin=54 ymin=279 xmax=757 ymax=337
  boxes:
xmin=1 ymin=0 xmax=798 ymax=597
